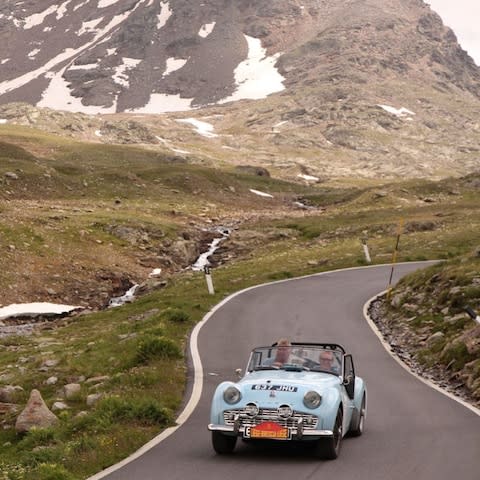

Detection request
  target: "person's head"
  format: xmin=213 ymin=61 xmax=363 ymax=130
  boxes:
xmin=319 ymin=350 xmax=334 ymax=369
xmin=275 ymin=338 xmax=291 ymax=363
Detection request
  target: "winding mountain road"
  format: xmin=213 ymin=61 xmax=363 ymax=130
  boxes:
xmin=92 ymin=263 xmax=480 ymax=480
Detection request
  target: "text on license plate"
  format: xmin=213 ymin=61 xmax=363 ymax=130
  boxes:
xmin=244 ymin=422 xmax=290 ymax=440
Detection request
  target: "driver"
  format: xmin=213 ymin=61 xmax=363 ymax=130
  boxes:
xmin=318 ymin=350 xmax=339 ymax=373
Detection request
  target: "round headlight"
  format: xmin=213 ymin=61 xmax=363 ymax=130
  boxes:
xmin=277 ymin=404 xmax=293 ymax=418
xmin=303 ymin=390 xmax=322 ymax=409
xmin=245 ymin=402 xmax=259 ymax=417
xmin=223 ymin=386 xmax=242 ymax=404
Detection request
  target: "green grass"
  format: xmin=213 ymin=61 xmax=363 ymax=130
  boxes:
xmin=1 ymin=125 xmax=480 ymax=478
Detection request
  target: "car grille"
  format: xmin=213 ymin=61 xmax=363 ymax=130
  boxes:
xmin=223 ymin=408 xmax=318 ymax=429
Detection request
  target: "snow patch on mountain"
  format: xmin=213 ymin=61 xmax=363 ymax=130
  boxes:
xmin=69 ymin=63 xmax=99 ymax=70
xmin=219 ymin=35 xmax=285 ymax=104
xmin=113 ymin=58 xmax=142 ymax=88
xmin=0 ymin=5 xmax=138 ymax=99
xmin=38 ymin=66 xmax=117 ymax=114
xmin=378 ymin=104 xmax=416 ymax=117
xmin=99 ymin=0 xmax=123 ymax=8
xmin=23 ymin=5 xmax=58 ymax=30
xmin=298 ymin=173 xmax=320 ymax=182
xmin=199 ymin=22 xmax=216 ymax=38
xmin=131 ymin=93 xmax=195 ymax=113
xmin=250 ymin=189 xmax=273 ymax=198
xmin=177 ymin=118 xmax=218 ymax=138
xmin=0 ymin=302 xmax=82 ymax=321
xmin=0 ymin=0 xmax=288 ymax=114
xmin=28 ymin=49 xmax=41 ymax=59
xmin=163 ymin=58 xmax=188 ymax=77
xmin=157 ymin=1 xmax=172 ymax=29
xmin=77 ymin=18 xmax=104 ymax=36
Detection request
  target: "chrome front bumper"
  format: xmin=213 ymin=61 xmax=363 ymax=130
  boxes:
xmin=208 ymin=423 xmax=333 ymax=439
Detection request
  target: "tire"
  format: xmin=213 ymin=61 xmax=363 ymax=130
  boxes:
xmin=314 ymin=408 xmax=343 ymax=460
xmin=212 ymin=431 xmax=237 ymax=454
xmin=349 ymin=393 xmax=366 ymax=437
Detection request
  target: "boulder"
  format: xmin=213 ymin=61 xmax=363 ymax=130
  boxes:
xmin=85 ymin=375 xmax=110 ymax=385
xmin=4 ymin=172 xmax=19 ymax=180
xmin=45 ymin=376 xmax=58 ymax=385
xmin=15 ymin=389 xmax=58 ymax=433
xmin=235 ymin=165 xmax=271 ymax=177
xmin=52 ymin=401 xmax=69 ymax=411
xmin=0 ymin=402 xmax=18 ymax=416
xmin=86 ymin=393 xmax=103 ymax=407
xmin=64 ymin=383 xmax=81 ymax=399
xmin=0 ymin=385 xmax=22 ymax=403
xmin=427 ymin=331 xmax=445 ymax=345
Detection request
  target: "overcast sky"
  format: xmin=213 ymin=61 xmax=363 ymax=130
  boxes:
xmin=427 ymin=0 xmax=480 ymax=65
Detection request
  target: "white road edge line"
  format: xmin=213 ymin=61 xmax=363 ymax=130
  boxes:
xmin=87 ymin=285 xmax=254 ymax=479
xmin=88 ymin=260 xmax=463 ymax=478
xmin=363 ymin=291 xmax=480 ymax=417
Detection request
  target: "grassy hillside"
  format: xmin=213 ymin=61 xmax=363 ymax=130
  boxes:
xmin=0 ymin=124 xmax=479 ymax=479
xmin=0 ymin=124 xmax=317 ymax=308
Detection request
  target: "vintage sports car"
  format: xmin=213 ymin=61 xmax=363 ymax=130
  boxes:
xmin=208 ymin=342 xmax=366 ymax=459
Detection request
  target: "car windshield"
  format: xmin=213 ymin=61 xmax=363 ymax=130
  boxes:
xmin=247 ymin=344 xmax=343 ymax=375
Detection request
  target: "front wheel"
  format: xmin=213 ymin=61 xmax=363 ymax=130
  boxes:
xmin=212 ymin=431 xmax=237 ymax=454
xmin=349 ymin=393 xmax=366 ymax=437
xmin=314 ymin=408 xmax=343 ymax=460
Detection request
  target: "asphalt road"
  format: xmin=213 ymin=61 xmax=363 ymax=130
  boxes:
xmin=94 ymin=263 xmax=480 ymax=480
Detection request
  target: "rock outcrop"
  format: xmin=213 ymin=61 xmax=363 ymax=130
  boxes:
xmin=15 ymin=389 xmax=59 ymax=433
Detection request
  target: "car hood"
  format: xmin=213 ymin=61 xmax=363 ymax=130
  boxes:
xmin=238 ymin=370 xmax=341 ymax=390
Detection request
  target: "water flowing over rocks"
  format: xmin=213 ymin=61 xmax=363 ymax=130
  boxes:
xmin=0 ymin=223 xmax=232 ymax=336
xmin=191 ymin=227 xmax=231 ymax=271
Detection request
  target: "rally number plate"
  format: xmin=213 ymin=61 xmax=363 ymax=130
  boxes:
xmin=244 ymin=421 xmax=291 ymax=440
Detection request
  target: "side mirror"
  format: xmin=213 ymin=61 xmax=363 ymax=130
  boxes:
xmin=235 ymin=368 xmax=242 ymax=378
xmin=343 ymin=374 xmax=353 ymax=386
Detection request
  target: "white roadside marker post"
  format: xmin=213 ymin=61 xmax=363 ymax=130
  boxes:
xmin=465 ymin=306 xmax=480 ymax=325
xmin=361 ymin=239 xmax=371 ymax=263
xmin=204 ymin=266 xmax=215 ymax=295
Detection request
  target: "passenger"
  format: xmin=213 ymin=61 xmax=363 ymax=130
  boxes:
xmin=264 ymin=338 xmax=291 ymax=368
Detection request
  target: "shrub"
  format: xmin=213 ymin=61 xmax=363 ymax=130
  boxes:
xmin=31 ymin=463 xmax=76 ymax=480
xmin=163 ymin=309 xmax=190 ymax=323
xmin=134 ymin=335 xmax=182 ymax=365
xmin=133 ymin=400 xmax=173 ymax=425
xmin=145 ymin=326 xmax=165 ymax=336
xmin=18 ymin=428 xmax=56 ymax=449
xmin=463 ymin=286 xmax=480 ymax=301
xmin=267 ymin=271 xmax=293 ymax=280
xmin=65 ymin=411 xmax=102 ymax=435
xmin=66 ymin=434 xmax=98 ymax=455
xmin=441 ymin=341 xmax=475 ymax=371
xmin=23 ymin=448 xmax=64 ymax=468
xmin=449 ymin=293 xmax=466 ymax=312
xmin=96 ymin=397 xmax=172 ymax=426
xmin=0 ymin=462 xmax=28 ymax=480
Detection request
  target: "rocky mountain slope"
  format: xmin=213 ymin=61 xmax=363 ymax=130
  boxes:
xmin=1 ymin=0 xmax=479 ymax=110
xmin=1 ymin=0 xmax=480 ymax=180
xmin=370 ymin=255 xmax=480 ymax=407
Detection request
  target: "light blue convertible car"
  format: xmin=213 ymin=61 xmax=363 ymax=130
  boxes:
xmin=208 ymin=342 xmax=366 ymax=459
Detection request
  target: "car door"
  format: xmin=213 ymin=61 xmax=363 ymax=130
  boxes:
xmin=343 ymin=354 xmax=355 ymax=399
xmin=341 ymin=354 xmax=356 ymax=430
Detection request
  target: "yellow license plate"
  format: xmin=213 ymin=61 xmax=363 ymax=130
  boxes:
xmin=247 ymin=422 xmax=290 ymax=440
